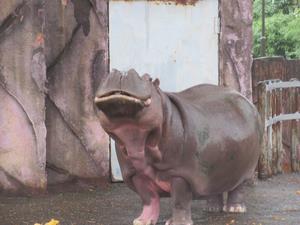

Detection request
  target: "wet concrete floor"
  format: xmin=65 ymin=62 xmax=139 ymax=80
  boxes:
xmin=0 ymin=173 xmax=300 ymax=225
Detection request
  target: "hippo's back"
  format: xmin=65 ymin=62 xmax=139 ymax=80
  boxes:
xmin=175 ymin=84 xmax=259 ymax=127
xmin=176 ymin=84 xmax=242 ymax=105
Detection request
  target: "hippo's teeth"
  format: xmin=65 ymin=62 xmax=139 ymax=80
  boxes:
xmin=144 ymin=98 xmax=152 ymax=106
xmin=94 ymin=96 xmax=101 ymax=103
xmin=94 ymin=94 xmax=144 ymax=105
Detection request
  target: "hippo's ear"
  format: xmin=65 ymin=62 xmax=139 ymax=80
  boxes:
xmin=142 ymin=73 xmax=152 ymax=82
xmin=153 ymin=78 xmax=160 ymax=87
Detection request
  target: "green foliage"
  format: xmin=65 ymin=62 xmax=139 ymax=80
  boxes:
xmin=253 ymin=0 xmax=300 ymax=59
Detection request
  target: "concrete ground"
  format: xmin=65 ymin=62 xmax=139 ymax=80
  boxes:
xmin=0 ymin=173 xmax=300 ymax=225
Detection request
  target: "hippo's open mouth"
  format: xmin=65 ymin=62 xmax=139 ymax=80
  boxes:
xmin=94 ymin=91 xmax=151 ymax=118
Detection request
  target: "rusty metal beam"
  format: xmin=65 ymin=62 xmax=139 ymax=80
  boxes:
xmin=266 ymin=112 xmax=300 ymax=127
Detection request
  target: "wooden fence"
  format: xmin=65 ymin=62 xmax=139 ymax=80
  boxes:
xmin=253 ymin=57 xmax=300 ymax=178
xmin=256 ymin=80 xmax=300 ymax=179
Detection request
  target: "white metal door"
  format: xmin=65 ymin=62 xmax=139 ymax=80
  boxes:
xmin=109 ymin=0 xmax=219 ymax=181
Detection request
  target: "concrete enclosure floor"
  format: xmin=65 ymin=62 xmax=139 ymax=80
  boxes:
xmin=0 ymin=174 xmax=300 ymax=225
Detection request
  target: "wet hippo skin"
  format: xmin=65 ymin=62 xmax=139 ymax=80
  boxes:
xmin=94 ymin=69 xmax=262 ymax=225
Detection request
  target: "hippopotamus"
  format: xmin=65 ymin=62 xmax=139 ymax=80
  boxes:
xmin=94 ymin=69 xmax=262 ymax=225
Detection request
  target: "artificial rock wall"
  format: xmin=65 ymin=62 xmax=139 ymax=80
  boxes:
xmin=0 ymin=0 xmax=109 ymax=194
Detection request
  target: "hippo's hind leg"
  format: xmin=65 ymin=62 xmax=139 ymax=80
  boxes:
xmin=165 ymin=177 xmax=193 ymax=225
xmin=204 ymin=194 xmax=223 ymax=212
xmin=223 ymin=182 xmax=247 ymax=213
xmin=132 ymin=175 xmax=160 ymax=225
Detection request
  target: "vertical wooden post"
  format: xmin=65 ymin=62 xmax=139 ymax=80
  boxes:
xmin=291 ymin=87 xmax=299 ymax=172
xmin=266 ymin=82 xmax=273 ymax=177
xmin=271 ymin=85 xmax=278 ymax=174
xmin=257 ymin=82 xmax=270 ymax=179
xmin=297 ymin=87 xmax=300 ymax=169
xmin=276 ymin=87 xmax=283 ymax=173
xmin=291 ymin=87 xmax=300 ymax=172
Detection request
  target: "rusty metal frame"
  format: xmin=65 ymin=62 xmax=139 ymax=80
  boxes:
xmin=265 ymin=79 xmax=300 ymax=91
xmin=263 ymin=79 xmax=300 ymax=127
xmin=266 ymin=112 xmax=300 ymax=127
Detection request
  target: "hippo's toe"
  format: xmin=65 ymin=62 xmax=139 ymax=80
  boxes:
xmin=165 ymin=218 xmax=193 ymax=225
xmin=223 ymin=203 xmax=247 ymax=213
xmin=203 ymin=205 xmax=223 ymax=213
xmin=133 ymin=218 xmax=155 ymax=225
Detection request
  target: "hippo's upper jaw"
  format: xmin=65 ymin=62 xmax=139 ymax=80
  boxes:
xmin=94 ymin=90 xmax=152 ymax=118
xmin=94 ymin=69 xmax=152 ymax=118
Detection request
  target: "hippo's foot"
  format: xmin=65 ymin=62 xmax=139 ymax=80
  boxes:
xmin=133 ymin=199 xmax=160 ymax=225
xmin=223 ymin=203 xmax=246 ymax=213
xmin=133 ymin=218 xmax=155 ymax=225
xmin=165 ymin=218 xmax=193 ymax=225
xmin=132 ymin=175 xmax=160 ymax=225
xmin=224 ymin=182 xmax=247 ymax=213
xmin=167 ymin=177 xmax=193 ymax=225
xmin=203 ymin=194 xmax=223 ymax=212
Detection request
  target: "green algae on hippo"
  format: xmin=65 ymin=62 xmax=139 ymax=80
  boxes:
xmin=94 ymin=69 xmax=262 ymax=225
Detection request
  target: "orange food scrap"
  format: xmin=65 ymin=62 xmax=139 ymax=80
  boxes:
xmin=296 ymin=190 xmax=300 ymax=195
xmin=45 ymin=219 xmax=60 ymax=225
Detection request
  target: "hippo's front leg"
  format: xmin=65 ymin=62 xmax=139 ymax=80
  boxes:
xmin=132 ymin=175 xmax=160 ymax=225
xmin=166 ymin=177 xmax=193 ymax=225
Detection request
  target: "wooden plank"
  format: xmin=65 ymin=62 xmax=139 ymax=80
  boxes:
xmin=266 ymin=85 xmax=273 ymax=177
xmin=271 ymin=88 xmax=277 ymax=174
xmin=268 ymin=57 xmax=286 ymax=81
xmin=252 ymin=59 xmax=268 ymax=104
xmin=286 ymin=60 xmax=300 ymax=80
xmin=291 ymin=87 xmax=300 ymax=171
xmin=290 ymin=87 xmax=299 ymax=172
xmin=257 ymin=82 xmax=270 ymax=179
xmin=297 ymin=87 xmax=300 ymax=169
xmin=276 ymin=88 xmax=283 ymax=173
xmin=252 ymin=57 xmax=286 ymax=104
